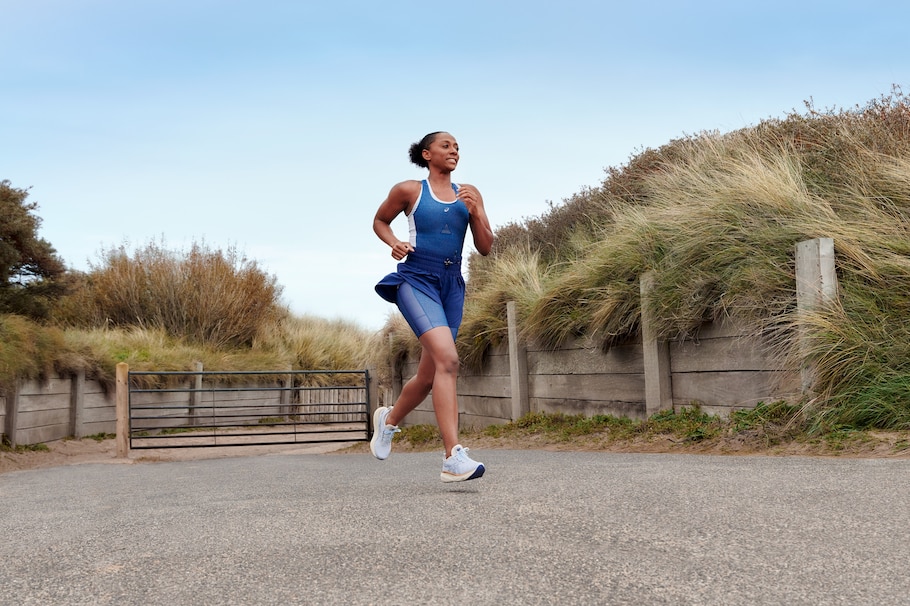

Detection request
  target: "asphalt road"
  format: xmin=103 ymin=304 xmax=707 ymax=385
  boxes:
xmin=1 ymin=449 xmax=909 ymax=605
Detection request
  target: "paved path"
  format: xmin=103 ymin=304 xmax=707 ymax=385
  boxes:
xmin=2 ymin=450 xmax=909 ymax=605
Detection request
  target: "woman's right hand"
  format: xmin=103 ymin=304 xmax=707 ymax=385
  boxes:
xmin=390 ymin=240 xmax=414 ymax=260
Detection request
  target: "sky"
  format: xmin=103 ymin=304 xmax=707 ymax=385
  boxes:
xmin=2 ymin=0 xmax=908 ymax=330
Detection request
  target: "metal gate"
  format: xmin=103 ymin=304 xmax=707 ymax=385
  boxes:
xmin=127 ymin=369 xmax=372 ymax=449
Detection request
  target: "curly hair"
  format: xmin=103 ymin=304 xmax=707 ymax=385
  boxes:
xmin=408 ymin=131 xmax=444 ymax=168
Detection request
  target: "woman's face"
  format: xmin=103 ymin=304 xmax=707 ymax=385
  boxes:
xmin=423 ymin=133 xmax=459 ymax=171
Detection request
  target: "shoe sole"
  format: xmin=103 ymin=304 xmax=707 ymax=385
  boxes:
xmin=369 ymin=407 xmax=389 ymax=460
xmin=440 ymin=463 xmax=485 ymax=483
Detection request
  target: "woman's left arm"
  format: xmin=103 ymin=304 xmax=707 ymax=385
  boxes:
xmin=457 ymin=184 xmax=494 ymax=256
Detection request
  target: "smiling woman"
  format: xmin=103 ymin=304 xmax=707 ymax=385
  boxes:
xmin=369 ymin=131 xmax=494 ymax=483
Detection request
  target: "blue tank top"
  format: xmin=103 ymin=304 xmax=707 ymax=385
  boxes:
xmin=407 ymin=180 xmax=470 ymax=260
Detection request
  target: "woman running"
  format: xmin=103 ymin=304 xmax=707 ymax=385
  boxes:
xmin=371 ymin=131 xmax=494 ymax=482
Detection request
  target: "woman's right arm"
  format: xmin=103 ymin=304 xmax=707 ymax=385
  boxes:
xmin=373 ymin=180 xmax=420 ymax=260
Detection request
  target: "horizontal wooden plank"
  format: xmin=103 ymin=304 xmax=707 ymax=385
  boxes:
xmin=529 ymin=344 xmax=643 ymax=376
xmin=530 ymin=374 xmax=645 ymax=403
xmin=17 ymin=409 xmax=70 ymax=430
xmin=461 ymin=414 xmax=509 ymax=430
xmin=402 ymin=409 xmax=437 ymax=427
xmin=532 ymin=398 xmax=646 ymax=420
xmin=19 ymin=377 xmax=72 ymax=397
xmin=670 ymin=337 xmax=782 ymax=372
xmin=80 ymin=420 xmax=116 ymax=435
xmin=17 ymin=394 xmax=71 ymax=413
xmin=17 ymin=424 xmax=70 ymax=444
xmin=460 ymin=395 xmax=511 ymax=419
xmin=412 ymin=395 xmax=433 ymax=413
xmin=83 ymin=406 xmax=116 ymax=424
xmin=84 ymin=392 xmax=113 ymax=410
xmin=461 ymin=352 xmax=510 ymax=377
xmin=672 ymin=370 xmax=800 ymax=408
xmin=457 ymin=375 xmax=510 ymax=398
xmin=402 ymin=359 xmax=511 ymax=380
xmin=83 ymin=381 xmax=108 ymax=396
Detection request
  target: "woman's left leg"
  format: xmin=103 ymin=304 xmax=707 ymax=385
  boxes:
xmin=385 ymin=349 xmax=435 ymax=426
xmin=415 ymin=326 xmax=461 ymax=457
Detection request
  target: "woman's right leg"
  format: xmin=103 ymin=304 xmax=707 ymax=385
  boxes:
xmin=387 ymin=282 xmax=445 ymax=425
xmin=387 ymin=283 xmax=461 ymax=455
xmin=385 ymin=327 xmax=460 ymax=456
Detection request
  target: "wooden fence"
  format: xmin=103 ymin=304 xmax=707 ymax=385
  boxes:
xmin=2 ymin=368 xmax=392 ymax=449
xmin=391 ymin=238 xmax=835 ymax=429
xmin=1 ymin=370 xmax=114 ymax=446
xmin=2 ymin=238 xmax=837 ymax=445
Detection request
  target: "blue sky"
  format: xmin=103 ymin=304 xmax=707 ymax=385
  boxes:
xmin=3 ymin=0 xmax=907 ymax=330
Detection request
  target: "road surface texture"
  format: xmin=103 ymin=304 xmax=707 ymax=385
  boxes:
xmin=2 ymin=450 xmax=908 ymax=605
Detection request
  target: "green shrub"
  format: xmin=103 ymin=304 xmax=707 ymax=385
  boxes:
xmin=0 ymin=181 xmax=67 ymax=320
xmin=54 ymin=239 xmax=285 ymax=348
xmin=0 ymin=314 xmax=65 ymax=390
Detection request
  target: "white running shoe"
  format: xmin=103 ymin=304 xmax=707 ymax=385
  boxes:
xmin=370 ymin=406 xmax=400 ymax=460
xmin=441 ymin=444 xmax=485 ymax=483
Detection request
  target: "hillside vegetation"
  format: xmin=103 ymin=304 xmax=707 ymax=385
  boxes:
xmin=385 ymin=88 xmax=910 ymax=430
xmin=0 ymin=241 xmax=383 ymax=393
xmin=4 ymin=89 xmax=910 ymax=434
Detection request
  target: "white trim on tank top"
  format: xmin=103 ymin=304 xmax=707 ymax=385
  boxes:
xmin=408 ymin=180 xmax=460 ymax=247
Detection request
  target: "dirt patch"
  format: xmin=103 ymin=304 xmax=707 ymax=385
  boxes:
xmin=1 ymin=438 xmax=121 ymax=475
xmin=0 ymin=437 xmax=359 ymax=475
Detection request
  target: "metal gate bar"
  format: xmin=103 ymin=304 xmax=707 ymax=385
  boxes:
xmin=128 ymin=369 xmax=372 ymax=449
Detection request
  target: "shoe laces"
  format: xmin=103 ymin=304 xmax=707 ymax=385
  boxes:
xmin=451 ymin=446 xmax=470 ymax=461
xmin=380 ymin=425 xmax=400 ymax=442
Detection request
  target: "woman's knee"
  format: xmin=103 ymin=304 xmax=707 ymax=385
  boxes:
xmin=434 ymin=351 xmax=460 ymax=376
xmin=419 ymin=326 xmax=460 ymax=376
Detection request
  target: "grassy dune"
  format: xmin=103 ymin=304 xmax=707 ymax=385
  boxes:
xmin=427 ymin=88 xmax=910 ymax=430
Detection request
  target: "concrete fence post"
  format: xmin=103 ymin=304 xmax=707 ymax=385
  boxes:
xmin=115 ymin=362 xmax=129 ymax=458
xmin=507 ymin=301 xmax=530 ymax=421
xmin=4 ymin=382 xmax=20 ymax=447
xmin=641 ymin=271 xmax=673 ymax=416
xmin=795 ymin=237 xmax=838 ymax=394
xmin=70 ymin=368 xmax=86 ymax=438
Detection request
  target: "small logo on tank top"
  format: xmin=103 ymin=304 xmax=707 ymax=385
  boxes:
xmin=441 ymin=224 xmax=452 ymax=234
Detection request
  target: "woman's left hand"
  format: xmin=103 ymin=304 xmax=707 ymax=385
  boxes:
xmin=456 ymin=184 xmax=484 ymax=215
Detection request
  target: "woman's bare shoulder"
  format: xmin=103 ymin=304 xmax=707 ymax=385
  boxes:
xmin=390 ymin=179 xmax=422 ymax=196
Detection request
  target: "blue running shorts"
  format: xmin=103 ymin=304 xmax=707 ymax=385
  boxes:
xmin=376 ymin=250 xmax=466 ymax=340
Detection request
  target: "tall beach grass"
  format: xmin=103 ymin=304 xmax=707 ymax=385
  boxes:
xmin=380 ymin=88 xmax=910 ymax=429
